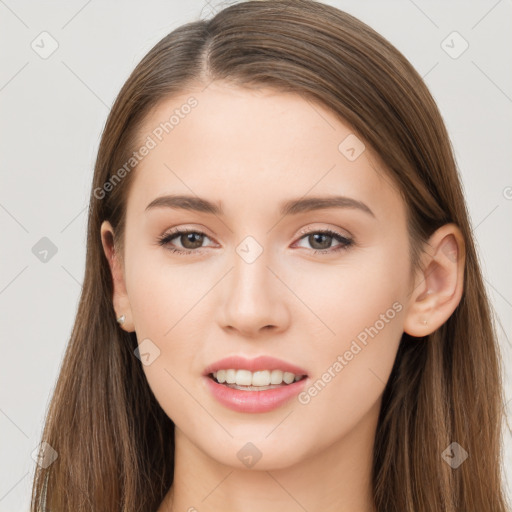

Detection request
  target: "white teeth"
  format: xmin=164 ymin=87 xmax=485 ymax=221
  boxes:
xmin=236 ymin=369 xmax=253 ymax=386
xmin=270 ymin=369 xmax=283 ymax=384
xmin=211 ymin=369 xmax=305 ymax=386
xmin=252 ymin=370 xmax=271 ymax=386
xmin=283 ymin=372 xmax=295 ymax=384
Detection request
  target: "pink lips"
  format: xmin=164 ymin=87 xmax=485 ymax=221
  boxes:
xmin=202 ymin=355 xmax=309 ymax=414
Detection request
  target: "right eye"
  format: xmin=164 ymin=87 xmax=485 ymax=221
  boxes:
xmin=157 ymin=229 xmax=215 ymax=255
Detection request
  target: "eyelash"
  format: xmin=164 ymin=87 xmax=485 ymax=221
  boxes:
xmin=157 ymin=227 xmax=354 ymax=256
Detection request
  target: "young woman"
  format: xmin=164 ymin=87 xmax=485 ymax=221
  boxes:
xmin=31 ymin=1 xmax=510 ymax=510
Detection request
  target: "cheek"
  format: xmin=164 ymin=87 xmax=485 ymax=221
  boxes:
xmin=284 ymin=241 xmax=408 ymax=347
xmin=284 ymin=243 xmax=407 ymax=416
xmin=127 ymin=252 xmax=210 ymax=338
xmin=285 ymin=282 xmax=405 ymax=460
xmin=124 ymin=246 xmax=207 ymax=385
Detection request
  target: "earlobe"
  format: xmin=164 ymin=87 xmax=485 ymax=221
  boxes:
xmin=100 ymin=220 xmax=135 ymax=332
xmin=404 ymin=223 xmax=465 ymax=338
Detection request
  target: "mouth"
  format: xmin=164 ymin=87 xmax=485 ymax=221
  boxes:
xmin=208 ymin=369 xmax=307 ymax=391
xmin=202 ymin=356 xmax=309 ymax=413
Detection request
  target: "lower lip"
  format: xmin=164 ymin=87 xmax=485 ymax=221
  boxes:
xmin=204 ymin=375 xmax=308 ymax=413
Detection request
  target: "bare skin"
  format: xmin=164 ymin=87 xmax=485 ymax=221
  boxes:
xmin=101 ymin=81 xmax=465 ymax=512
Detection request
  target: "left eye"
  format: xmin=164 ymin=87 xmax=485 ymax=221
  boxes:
xmin=294 ymin=229 xmax=353 ymax=253
xmin=157 ymin=228 xmax=353 ymax=255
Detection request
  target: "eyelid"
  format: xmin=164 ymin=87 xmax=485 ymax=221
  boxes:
xmin=296 ymin=223 xmax=352 ymax=239
xmin=161 ymin=224 xmax=216 ymax=240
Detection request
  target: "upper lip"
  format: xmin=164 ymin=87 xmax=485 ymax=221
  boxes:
xmin=203 ymin=355 xmax=308 ymax=376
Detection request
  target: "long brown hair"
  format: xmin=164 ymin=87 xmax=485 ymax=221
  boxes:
xmin=31 ymin=1 xmax=510 ymax=510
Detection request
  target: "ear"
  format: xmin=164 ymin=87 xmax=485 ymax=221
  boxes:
xmin=100 ymin=220 xmax=135 ymax=332
xmin=404 ymin=223 xmax=465 ymax=337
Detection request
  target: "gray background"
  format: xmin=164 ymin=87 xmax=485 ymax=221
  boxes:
xmin=1 ymin=0 xmax=511 ymax=510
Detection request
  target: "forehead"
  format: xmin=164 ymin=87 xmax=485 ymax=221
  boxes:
xmin=126 ymin=82 xmax=401 ymax=220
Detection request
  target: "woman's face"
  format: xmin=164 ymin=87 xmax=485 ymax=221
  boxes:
xmin=105 ymin=81 xmax=415 ymax=469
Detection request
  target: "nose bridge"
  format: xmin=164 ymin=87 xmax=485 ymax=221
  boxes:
xmin=231 ymin=234 xmax=275 ymax=307
xmin=221 ymin=233 xmax=289 ymax=334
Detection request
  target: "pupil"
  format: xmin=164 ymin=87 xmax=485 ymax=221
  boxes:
xmin=182 ymin=233 xmax=203 ymax=249
xmin=310 ymin=233 xmax=331 ymax=250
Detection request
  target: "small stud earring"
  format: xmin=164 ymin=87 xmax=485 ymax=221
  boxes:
xmin=422 ymin=319 xmax=428 ymax=326
xmin=116 ymin=314 xmax=126 ymax=326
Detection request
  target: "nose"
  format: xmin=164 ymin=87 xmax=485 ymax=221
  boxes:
xmin=220 ymin=245 xmax=290 ymax=338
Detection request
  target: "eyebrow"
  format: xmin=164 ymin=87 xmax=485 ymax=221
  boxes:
xmin=145 ymin=194 xmax=375 ymax=218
